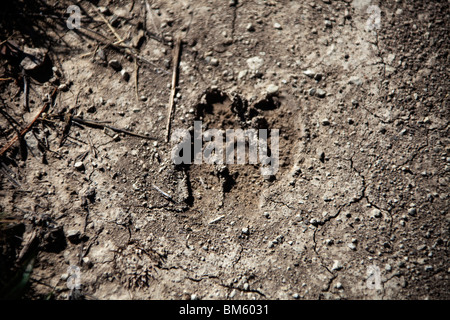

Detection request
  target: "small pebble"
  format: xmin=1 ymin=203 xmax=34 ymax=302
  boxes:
xmin=266 ymin=84 xmax=279 ymax=95
xmin=58 ymin=83 xmax=69 ymax=92
xmin=120 ymin=69 xmax=130 ymax=81
xmin=74 ymin=161 xmax=85 ymax=171
xmin=371 ymin=208 xmax=382 ymax=218
xmin=246 ymin=23 xmax=255 ymax=32
xmin=316 ymin=88 xmax=326 ymax=98
xmin=108 ymin=59 xmax=122 ymax=71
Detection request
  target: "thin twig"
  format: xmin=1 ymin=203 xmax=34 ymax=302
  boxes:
xmin=90 ymin=3 xmax=123 ymax=43
xmin=0 ymin=88 xmax=57 ymax=157
xmin=71 ymin=117 xmax=157 ymax=141
xmin=152 ymin=184 xmax=176 ymax=203
xmin=165 ymin=36 xmax=182 ymax=142
xmin=0 ymin=162 xmax=21 ymax=187
xmin=23 ymin=72 xmax=29 ymax=112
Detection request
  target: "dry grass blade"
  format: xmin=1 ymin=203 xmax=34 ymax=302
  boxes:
xmin=165 ymin=36 xmax=182 ymax=143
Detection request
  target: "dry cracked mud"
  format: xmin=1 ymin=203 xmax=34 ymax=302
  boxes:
xmin=0 ymin=0 xmax=448 ymax=300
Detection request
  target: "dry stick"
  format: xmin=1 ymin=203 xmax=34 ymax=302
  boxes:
xmin=81 ymin=15 xmax=167 ymax=74
xmin=0 ymin=162 xmax=21 ymax=187
xmin=165 ymin=36 xmax=182 ymax=143
xmin=71 ymin=117 xmax=157 ymax=141
xmin=90 ymin=3 xmax=123 ymax=43
xmin=23 ymin=72 xmax=29 ymax=112
xmin=0 ymin=88 xmax=57 ymax=157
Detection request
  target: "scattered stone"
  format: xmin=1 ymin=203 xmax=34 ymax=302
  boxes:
xmin=292 ymin=293 xmax=300 ymax=299
xmin=348 ymin=243 xmax=357 ymax=251
xmin=335 ymin=282 xmax=343 ymax=289
xmin=308 ymin=88 xmax=316 ymax=96
xmin=121 ymin=69 xmax=130 ymax=81
xmin=324 ymin=20 xmax=332 ymax=28
xmin=371 ymin=208 xmax=382 ymax=218
xmin=348 ymin=76 xmax=362 ymax=86
xmin=74 ymin=161 xmax=85 ymax=171
xmin=321 ymin=118 xmax=330 ymax=126
xmin=238 ymin=69 xmax=248 ymax=80
xmin=190 ymin=294 xmax=199 ymax=300
xmin=131 ymin=30 xmax=145 ymax=49
xmin=303 ymin=69 xmax=315 ymax=78
xmin=82 ymin=256 xmax=93 ymax=268
xmin=408 ymin=208 xmax=417 ymax=216
xmin=344 ymin=9 xmax=351 ymax=19
xmin=417 ymin=244 xmax=427 ymax=251
xmin=246 ymin=23 xmax=255 ymax=32
xmin=66 ymin=229 xmax=81 ymax=243
xmin=109 ymin=14 xmax=120 ymax=27
xmin=331 ymin=260 xmax=343 ymax=271
xmin=424 ymin=265 xmax=434 ymax=272
xmin=246 ymin=56 xmax=264 ymax=70
xmin=385 ymin=264 xmax=392 ymax=271
xmin=58 ymin=83 xmax=69 ymax=92
xmin=210 ymin=57 xmax=219 ymax=66
xmin=266 ymin=84 xmax=279 ymax=95
xmin=274 ymin=22 xmax=282 ymax=30
xmin=241 ymin=227 xmax=249 ymax=235
xmin=20 ymin=47 xmax=47 ymax=71
xmin=316 ymin=88 xmax=326 ymax=98
xmin=243 ymin=283 xmax=249 ymax=290
xmin=52 ymin=67 xmax=61 ymax=78
xmin=108 ymin=59 xmax=122 ymax=71
xmin=97 ymin=48 xmax=106 ymax=61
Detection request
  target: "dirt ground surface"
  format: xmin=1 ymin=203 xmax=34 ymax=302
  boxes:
xmin=0 ymin=0 xmax=449 ymax=300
